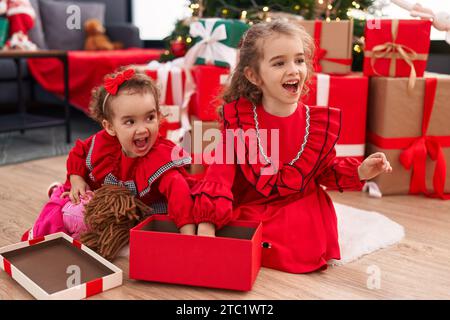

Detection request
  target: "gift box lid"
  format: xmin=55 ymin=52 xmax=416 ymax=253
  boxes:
xmin=0 ymin=232 xmax=123 ymax=300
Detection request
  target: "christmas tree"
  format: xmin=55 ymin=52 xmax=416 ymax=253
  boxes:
xmin=162 ymin=0 xmax=388 ymax=70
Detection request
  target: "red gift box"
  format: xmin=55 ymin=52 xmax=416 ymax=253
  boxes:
xmin=190 ymin=65 xmax=230 ymax=121
xmin=303 ymin=73 xmax=369 ymax=161
xmin=129 ymin=215 xmax=262 ymax=291
xmin=363 ymin=19 xmax=431 ymax=87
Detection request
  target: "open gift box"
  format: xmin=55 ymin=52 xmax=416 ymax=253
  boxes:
xmin=129 ymin=214 xmax=262 ymax=291
xmin=0 ymin=232 xmax=122 ymax=300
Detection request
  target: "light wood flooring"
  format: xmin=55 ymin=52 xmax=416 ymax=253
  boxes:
xmin=0 ymin=156 xmax=449 ymax=300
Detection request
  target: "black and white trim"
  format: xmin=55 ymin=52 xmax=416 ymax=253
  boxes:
xmin=139 ymin=157 xmax=192 ymax=198
xmin=103 ymin=173 xmax=138 ymax=196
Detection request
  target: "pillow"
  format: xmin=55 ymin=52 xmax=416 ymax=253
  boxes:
xmin=40 ymin=0 xmax=105 ymax=50
xmin=28 ymin=0 xmax=48 ymax=49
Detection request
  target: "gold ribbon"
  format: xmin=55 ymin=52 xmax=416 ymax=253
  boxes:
xmin=364 ymin=19 xmax=428 ymax=91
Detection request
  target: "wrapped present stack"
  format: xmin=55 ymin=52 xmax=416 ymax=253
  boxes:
xmin=185 ymin=18 xmax=248 ymax=122
xmin=298 ymin=19 xmax=369 ymax=162
xmin=362 ymin=19 xmax=450 ymax=199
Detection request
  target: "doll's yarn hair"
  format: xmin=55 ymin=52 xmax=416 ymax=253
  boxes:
xmin=89 ymin=66 xmax=161 ymax=124
xmin=80 ymin=184 xmax=152 ymax=260
xmin=221 ymin=19 xmax=315 ymax=108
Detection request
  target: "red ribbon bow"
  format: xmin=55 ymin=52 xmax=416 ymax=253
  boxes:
xmin=104 ymin=69 xmax=136 ymax=95
xmin=368 ymin=78 xmax=450 ymax=199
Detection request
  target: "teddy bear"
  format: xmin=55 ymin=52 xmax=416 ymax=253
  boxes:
xmin=0 ymin=0 xmax=37 ymax=50
xmin=84 ymin=18 xmax=123 ymax=51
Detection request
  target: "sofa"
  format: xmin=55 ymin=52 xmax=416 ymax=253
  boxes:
xmin=0 ymin=0 xmax=141 ymax=107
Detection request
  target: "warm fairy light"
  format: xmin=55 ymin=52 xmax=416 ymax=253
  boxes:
xmin=263 ymin=6 xmax=269 ymax=12
xmin=177 ymin=36 xmax=183 ymax=41
xmin=164 ymin=50 xmax=170 ymax=55
xmin=294 ymin=5 xmax=301 ymax=10
xmin=249 ymin=21 xmax=254 ymax=26
xmin=336 ymin=17 xmax=340 ymax=21
xmin=241 ymin=10 xmax=247 ymax=19
xmin=327 ymin=4 xmax=333 ymax=10
xmin=326 ymin=17 xmax=331 ymax=22
xmin=266 ymin=17 xmax=272 ymax=22
xmin=186 ymin=37 xmax=192 ymax=43
xmin=353 ymin=44 xmax=361 ymax=53
xmin=318 ymin=0 xmax=324 ymax=4
xmin=222 ymin=8 xmax=228 ymax=15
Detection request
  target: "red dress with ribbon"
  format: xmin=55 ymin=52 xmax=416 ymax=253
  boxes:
xmin=192 ymin=98 xmax=364 ymax=273
xmin=30 ymin=130 xmax=194 ymax=240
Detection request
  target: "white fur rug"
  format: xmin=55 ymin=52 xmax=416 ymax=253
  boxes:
xmin=118 ymin=203 xmax=405 ymax=265
xmin=329 ymin=202 xmax=405 ymax=266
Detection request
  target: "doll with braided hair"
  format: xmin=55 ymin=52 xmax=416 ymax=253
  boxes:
xmin=23 ymin=66 xmax=197 ymax=258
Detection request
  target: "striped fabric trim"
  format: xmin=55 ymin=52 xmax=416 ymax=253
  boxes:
xmin=139 ymin=157 xmax=192 ymax=198
xmin=86 ymin=135 xmax=96 ymax=172
xmin=103 ymin=173 xmax=138 ymax=196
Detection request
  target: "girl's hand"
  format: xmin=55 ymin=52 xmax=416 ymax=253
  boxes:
xmin=197 ymin=222 xmax=216 ymax=237
xmin=179 ymin=223 xmax=196 ymax=235
xmin=358 ymin=152 xmax=393 ymax=181
xmin=61 ymin=175 xmax=90 ymax=204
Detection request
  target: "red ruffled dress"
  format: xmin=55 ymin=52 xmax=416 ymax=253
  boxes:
xmin=192 ymin=98 xmax=365 ymax=273
xmin=30 ymin=130 xmax=194 ymax=239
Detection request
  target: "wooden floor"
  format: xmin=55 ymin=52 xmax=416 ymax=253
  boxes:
xmin=1 ymin=156 xmax=449 ymax=300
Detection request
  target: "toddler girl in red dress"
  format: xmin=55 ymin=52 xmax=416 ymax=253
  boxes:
xmin=24 ymin=67 xmax=196 ymax=241
xmin=192 ymin=20 xmax=392 ymax=273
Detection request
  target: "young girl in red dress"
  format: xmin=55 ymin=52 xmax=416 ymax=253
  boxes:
xmin=192 ymin=20 xmax=392 ymax=273
xmin=24 ymin=67 xmax=196 ymax=241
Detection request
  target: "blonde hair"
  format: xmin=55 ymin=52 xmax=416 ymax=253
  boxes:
xmin=89 ymin=66 xmax=161 ymax=124
xmin=222 ymin=19 xmax=315 ymax=107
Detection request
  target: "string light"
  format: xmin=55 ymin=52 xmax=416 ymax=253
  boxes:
xmin=294 ymin=5 xmax=301 ymax=11
xmin=263 ymin=6 xmax=269 ymax=12
xmin=241 ymin=10 xmax=247 ymax=20
xmin=318 ymin=0 xmax=324 ymax=4
xmin=177 ymin=36 xmax=183 ymax=42
xmin=336 ymin=17 xmax=340 ymax=21
xmin=326 ymin=17 xmax=331 ymax=22
xmin=186 ymin=37 xmax=192 ymax=43
xmin=327 ymin=4 xmax=333 ymax=10
xmin=164 ymin=50 xmax=170 ymax=55
xmin=353 ymin=44 xmax=361 ymax=53
xmin=222 ymin=8 xmax=228 ymax=15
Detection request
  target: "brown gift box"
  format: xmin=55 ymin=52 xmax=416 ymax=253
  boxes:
xmin=296 ymin=20 xmax=353 ymax=74
xmin=182 ymin=116 xmax=220 ymax=175
xmin=366 ymin=74 xmax=450 ymax=196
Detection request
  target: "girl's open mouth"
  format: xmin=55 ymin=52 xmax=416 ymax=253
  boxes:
xmin=134 ymin=137 xmax=149 ymax=150
xmin=282 ymin=80 xmax=300 ymax=94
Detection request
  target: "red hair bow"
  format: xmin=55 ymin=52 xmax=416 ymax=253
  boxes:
xmin=104 ymin=69 xmax=135 ymax=95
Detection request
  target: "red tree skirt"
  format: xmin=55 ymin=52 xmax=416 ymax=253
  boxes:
xmin=28 ymin=49 xmax=163 ymax=113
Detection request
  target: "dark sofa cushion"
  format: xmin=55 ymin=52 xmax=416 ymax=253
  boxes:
xmin=40 ymin=0 xmax=105 ymax=50
xmin=28 ymin=0 xmax=48 ymax=49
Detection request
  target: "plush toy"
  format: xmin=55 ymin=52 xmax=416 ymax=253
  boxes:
xmin=80 ymin=185 xmax=152 ymax=260
xmin=391 ymin=0 xmax=450 ymax=44
xmin=0 ymin=0 xmax=37 ymax=50
xmin=84 ymin=18 xmax=123 ymax=51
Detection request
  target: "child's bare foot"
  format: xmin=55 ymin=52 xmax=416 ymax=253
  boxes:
xmin=197 ymin=222 xmax=216 ymax=237
xmin=179 ymin=223 xmax=196 ymax=235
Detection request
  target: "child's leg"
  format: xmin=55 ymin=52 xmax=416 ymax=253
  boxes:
xmin=30 ymin=185 xmax=71 ymax=239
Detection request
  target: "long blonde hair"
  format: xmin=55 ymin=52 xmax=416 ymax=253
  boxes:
xmin=222 ymin=20 xmax=315 ymax=107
